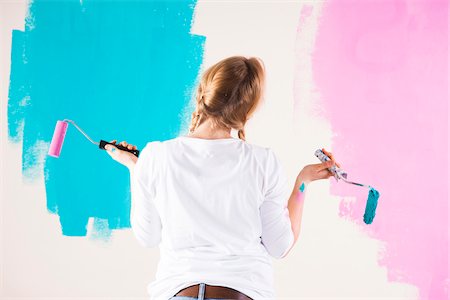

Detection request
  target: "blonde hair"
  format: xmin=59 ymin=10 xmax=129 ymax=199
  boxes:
xmin=188 ymin=56 xmax=266 ymax=141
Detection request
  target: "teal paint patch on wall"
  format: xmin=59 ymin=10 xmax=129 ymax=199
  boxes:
xmin=8 ymin=0 xmax=205 ymax=237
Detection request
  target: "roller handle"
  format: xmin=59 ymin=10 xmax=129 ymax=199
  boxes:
xmin=99 ymin=140 xmax=140 ymax=157
xmin=314 ymin=149 xmax=347 ymax=181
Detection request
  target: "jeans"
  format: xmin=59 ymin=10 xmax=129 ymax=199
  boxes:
xmin=169 ymin=283 xmax=230 ymax=300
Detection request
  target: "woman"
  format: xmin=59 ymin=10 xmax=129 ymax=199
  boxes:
xmin=105 ymin=56 xmax=340 ymax=300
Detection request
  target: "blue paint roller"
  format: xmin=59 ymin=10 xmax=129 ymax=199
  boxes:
xmin=48 ymin=119 xmax=140 ymax=158
xmin=315 ymin=149 xmax=380 ymax=224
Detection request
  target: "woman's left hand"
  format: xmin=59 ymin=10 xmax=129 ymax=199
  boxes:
xmin=105 ymin=140 xmax=138 ymax=169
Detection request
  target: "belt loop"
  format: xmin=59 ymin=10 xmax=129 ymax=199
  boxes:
xmin=198 ymin=283 xmax=206 ymax=300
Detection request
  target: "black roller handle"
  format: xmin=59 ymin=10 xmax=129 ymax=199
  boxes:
xmin=99 ymin=140 xmax=140 ymax=157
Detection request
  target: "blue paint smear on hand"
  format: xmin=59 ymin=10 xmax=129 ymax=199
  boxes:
xmin=8 ymin=0 xmax=205 ymax=237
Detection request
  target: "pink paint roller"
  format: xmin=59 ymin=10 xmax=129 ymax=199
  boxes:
xmin=48 ymin=119 xmax=140 ymax=158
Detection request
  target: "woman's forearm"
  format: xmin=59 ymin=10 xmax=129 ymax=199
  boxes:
xmin=128 ymin=163 xmax=136 ymax=173
xmin=280 ymin=177 xmax=307 ymax=258
xmin=283 ymin=174 xmax=310 ymax=257
xmin=288 ymin=175 xmax=309 ymax=246
xmin=126 ymin=155 xmax=137 ymax=172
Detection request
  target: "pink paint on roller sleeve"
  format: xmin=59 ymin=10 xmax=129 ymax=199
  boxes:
xmin=48 ymin=120 xmax=68 ymax=158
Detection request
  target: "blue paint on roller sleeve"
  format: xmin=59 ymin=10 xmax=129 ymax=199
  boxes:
xmin=7 ymin=0 xmax=205 ymax=237
xmin=363 ymin=187 xmax=380 ymax=224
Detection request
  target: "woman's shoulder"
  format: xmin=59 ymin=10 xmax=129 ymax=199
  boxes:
xmin=138 ymin=140 xmax=165 ymax=160
xmin=146 ymin=136 xmax=273 ymax=158
xmin=244 ymin=141 xmax=270 ymax=156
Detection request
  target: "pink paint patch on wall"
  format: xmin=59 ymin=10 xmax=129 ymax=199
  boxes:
xmin=302 ymin=0 xmax=448 ymax=299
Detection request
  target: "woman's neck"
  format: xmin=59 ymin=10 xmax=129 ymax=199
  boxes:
xmin=188 ymin=119 xmax=232 ymax=139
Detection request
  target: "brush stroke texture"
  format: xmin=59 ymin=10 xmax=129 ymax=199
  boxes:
xmin=308 ymin=0 xmax=448 ymax=298
xmin=8 ymin=0 xmax=205 ymax=237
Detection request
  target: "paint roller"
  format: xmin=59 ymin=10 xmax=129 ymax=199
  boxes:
xmin=315 ymin=149 xmax=380 ymax=224
xmin=48 ymin=119 xmax=140 ymax=158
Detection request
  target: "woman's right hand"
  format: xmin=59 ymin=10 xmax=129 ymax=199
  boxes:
xmin=296 ymin=149 xmax=341 ymax=186
xmin=105 ymin=140 xmax=138 ymax=169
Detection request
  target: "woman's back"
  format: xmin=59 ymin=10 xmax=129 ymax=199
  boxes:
xmin=106 ymin=56 xmax=338 ymax=300
xmin=130 ymin=135 xmax=294 ymax=300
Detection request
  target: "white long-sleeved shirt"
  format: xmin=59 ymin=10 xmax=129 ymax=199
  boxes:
xmin=130 ymin=135 xmax=294 ymax=300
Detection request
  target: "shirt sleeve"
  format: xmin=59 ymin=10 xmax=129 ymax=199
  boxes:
xmin=129 ymin=141 xmax=163 ymax=248
xmin=259 ymin=148 xmax=294 ymax=259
